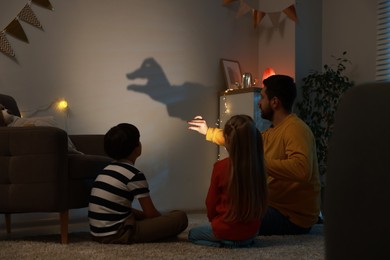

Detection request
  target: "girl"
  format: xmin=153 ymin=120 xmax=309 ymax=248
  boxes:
xmin=188 ymin=115 xmax=267 ymax=247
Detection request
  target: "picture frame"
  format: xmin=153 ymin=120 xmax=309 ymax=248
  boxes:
xmin=221 ymin=59 xmax=242 ymax=89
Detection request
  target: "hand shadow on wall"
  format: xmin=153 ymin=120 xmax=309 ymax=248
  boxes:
xmin=126 ymin=57 xmax=215 ymax=121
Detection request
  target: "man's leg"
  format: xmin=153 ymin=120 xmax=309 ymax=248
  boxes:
xmin=258 ymin=207 xmax=311 ymax=235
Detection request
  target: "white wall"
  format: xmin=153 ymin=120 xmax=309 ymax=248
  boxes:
xmin=295 ymin=0 xmax=322 ymax=86
xmin=257 ymin=0 xmax=296 ymax=79
xmin=323 ymin=0 xmax=377 ymax=84
xmin=0 ymin=0 xmax=261 ymax=216
xmin=296 ymin=0 xmax=377 ymax=87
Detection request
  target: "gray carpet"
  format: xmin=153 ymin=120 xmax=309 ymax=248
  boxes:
xmin=0 ymin=213 xmax=324 ymax=259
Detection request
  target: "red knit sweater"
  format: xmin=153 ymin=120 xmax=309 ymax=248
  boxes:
xmin=206 ymin=158 xmax=261 ymax=240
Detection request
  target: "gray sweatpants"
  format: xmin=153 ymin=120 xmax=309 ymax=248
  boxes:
xmin=92 ymin=210 xmax=188 ymax=244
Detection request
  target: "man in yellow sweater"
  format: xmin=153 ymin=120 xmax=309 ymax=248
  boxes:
xmin=188 ymin=75 xmax=321 ymax=235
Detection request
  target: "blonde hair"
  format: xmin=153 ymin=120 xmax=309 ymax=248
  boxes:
xmin=223 ymin=115 xmax=267 ymax=222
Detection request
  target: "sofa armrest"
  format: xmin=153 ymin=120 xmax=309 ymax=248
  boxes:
xmin=0 ymin=126 xmax=68 ymax=156
xmin=0 ymin=126 xmax=69 ymax=211
xmin=68 ymin=134 xmax=107 ymax=156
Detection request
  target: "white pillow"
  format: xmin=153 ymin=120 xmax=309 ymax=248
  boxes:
xmin=9 ymin=116 xmax=57 ymax=127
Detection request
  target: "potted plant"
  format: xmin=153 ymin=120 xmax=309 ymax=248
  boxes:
xmin=296 ymin=51 xmax=354 ymax=185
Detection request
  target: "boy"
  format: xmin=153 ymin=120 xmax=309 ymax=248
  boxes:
xmin=88 ymin=123 xmax=188 ymax=244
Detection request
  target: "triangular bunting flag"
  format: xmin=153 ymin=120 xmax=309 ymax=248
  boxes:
xmin=18 ymin=4 xmax=43 ymax=30
xmin=5 ymin=19 xmax=29 ymax=43
xmin=283 ymin=4 xmax=298 ymax=22
xmin=268 ymin=12 xmax=282 ymax=27
xmin=253 ymin=9 xmax=265 ymax=28
xmin=236 ymin=0 xmax=251 ymax=18
xmin=31 ymin=0 xmax=54 ymax=11
xmin=0 ymin=31 xmax=15 ymax=58
xmin=223 ymin=0 xmax=238 ymax=5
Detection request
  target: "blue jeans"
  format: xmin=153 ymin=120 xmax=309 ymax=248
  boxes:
xmin=188 ymin=224 xmax=255 ymax=248
xmin=258 ymin=206 xmax=311 ymax=235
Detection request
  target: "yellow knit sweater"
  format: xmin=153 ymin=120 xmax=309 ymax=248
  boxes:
xmin=206 ymin=114 xmax=321 ymax=228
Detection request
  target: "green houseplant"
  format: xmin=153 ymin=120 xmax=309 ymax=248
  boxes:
xmin=297 ymin=51 xmax=354 ymax=183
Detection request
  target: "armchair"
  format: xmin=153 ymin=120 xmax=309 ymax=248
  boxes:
xmin=0 ymin=93 xmax=111 ymax=244
xmin=325 ymin=82 xmax=390 ymax=259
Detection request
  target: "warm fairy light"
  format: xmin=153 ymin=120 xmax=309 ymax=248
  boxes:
xmin=55 ymin=99 xmax=68 ymax=111
xmin=223 ymin=96 xmax=230 ymax=114
xmin=222 ymin=89 xmax=234 ymax=116
xmin=215 ymin=88 xmax=237 ymax=160
xmin=20 ymin=98 xmax=70 ymax=117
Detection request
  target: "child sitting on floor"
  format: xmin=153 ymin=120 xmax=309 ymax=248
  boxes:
xmin=188 ymin=115 xmax=268 ymax=248
xmin=88 ymin=123 xmax=188 ymax=244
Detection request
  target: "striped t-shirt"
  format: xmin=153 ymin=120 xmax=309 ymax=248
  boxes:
xmin=88 ymin=162 xmax=150 ymax=237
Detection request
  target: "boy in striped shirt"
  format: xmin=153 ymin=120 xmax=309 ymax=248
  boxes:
xmin=88 ymin=123 xmax=188 ymax=244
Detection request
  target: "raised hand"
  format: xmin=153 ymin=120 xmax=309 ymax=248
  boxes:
xmin=187 ymin=116 xmax=209 ymax=135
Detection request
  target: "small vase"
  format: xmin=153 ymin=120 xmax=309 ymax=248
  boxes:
xmin=241 ymin=73 xmax=252 ymax=88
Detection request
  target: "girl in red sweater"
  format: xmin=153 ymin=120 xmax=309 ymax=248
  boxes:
xmin=188 ymin=115 xmax=267 ymax=247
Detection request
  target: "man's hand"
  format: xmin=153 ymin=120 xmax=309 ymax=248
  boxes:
xmin=187 ymin=116 xmax=208 ymax=136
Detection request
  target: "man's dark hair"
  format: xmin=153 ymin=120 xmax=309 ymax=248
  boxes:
xmin=263 ymin=75 xmax=297 ymax=112
xmin=104 ymin=123 xmax=140 ymax=160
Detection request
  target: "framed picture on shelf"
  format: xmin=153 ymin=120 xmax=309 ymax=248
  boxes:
xmin=221 ymin=59 xmax=242 ymax=89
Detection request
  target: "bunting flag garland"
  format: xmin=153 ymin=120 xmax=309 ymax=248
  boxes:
xmin=268 ymin=12 xmax=282 ymax=28
xmin=236 ymin=0 xmax=251 ymax=18
xmin=283 ymin=4 xmax=297 ymax=22
xmin=223 ymin=0 xmax=238 ymax=5
xmin=5 ymin=19 xmax=29 ymax=43
xmin=31 ymin=0 xmax=54 ymax=11
xmin=253 ymin=10 xmax=266 ymax=29
xmin=18 ymin=4 xmax=43 ymax=30
xmin=0 ymin=31 xmax=15 ymax=58
xmin=222 ymin=1 xmax=298 ymax=29
xmin=0 ymin=0 xmax=53 ymax=58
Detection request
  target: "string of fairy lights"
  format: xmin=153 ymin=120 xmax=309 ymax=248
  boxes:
xmin=216 ymin=88 xmax=235 ymax=128
xmin=214 ymin=67 xmax=275 ymax=160
xmin=215 ymin=88 xmax=236 ymax=160
xmin=20 ymin=98 xmax=69 ymax=130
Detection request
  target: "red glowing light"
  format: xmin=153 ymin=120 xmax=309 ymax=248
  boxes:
xmin=261 ymin=68 xmax=276 ymax=88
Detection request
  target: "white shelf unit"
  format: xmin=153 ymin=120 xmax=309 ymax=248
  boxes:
xmin=218 ymin=87 xmax=271 ymax=159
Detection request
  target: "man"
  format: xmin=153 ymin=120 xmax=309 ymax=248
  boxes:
xmin=188 ymin=75 xmax=321 ymax=235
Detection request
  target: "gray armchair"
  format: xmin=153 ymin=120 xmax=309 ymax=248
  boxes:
xmin=325 ymin=82 xmax=390 ymax=259
xmin=0 ymin=93 xmax=111 ymax=244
